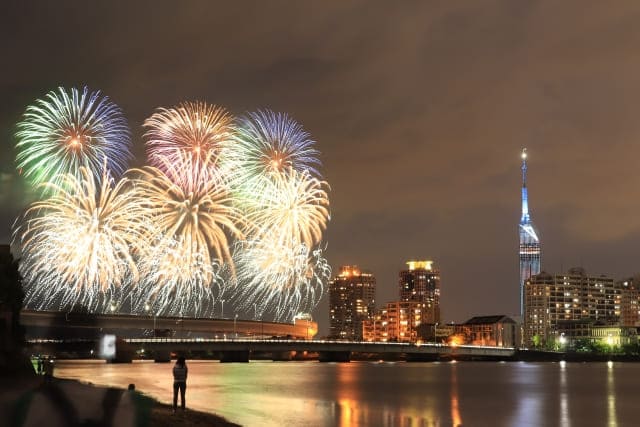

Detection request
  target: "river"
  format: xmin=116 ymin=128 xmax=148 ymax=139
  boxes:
xmin=54 ymin=359 xmax=638 ymax=426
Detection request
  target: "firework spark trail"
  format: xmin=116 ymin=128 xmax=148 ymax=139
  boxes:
xmin=144 ymin=102 xmax=234 ymax=182
xmin=130 ymin=155 xmax=245 ymax=316
xmin=229 ymin=239 xmax=331 ymax=321
xmin=243 ymin=169 xmax=330 ymax=249
xmin=218 ymin=110 xmax=330 ymax=321
xmin=135 ymin=236 xmax=227 ymax=317
xmin=227 ymin=170 xmax=330 ymax=321
xmin=16 ymin=87 xmax=131 ymax=193
xmin=15 ymin=167 xmax=149 ymax=312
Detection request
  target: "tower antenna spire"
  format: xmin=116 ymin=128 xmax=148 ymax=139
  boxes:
xmin=520 ymin=148 xmax=529 ymax=223
xmin=521 ymin=148 xmax=527 ymax=188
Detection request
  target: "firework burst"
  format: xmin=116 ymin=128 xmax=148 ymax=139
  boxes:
xmin=229 ymin=239 xmax=331 ymax=321
xmin=144 ymin=102 xmax=233 ymax=181
xmin=130 ymin=156 xmax=245 ymax=316
xmin=223 ymin=110 xmax=320 ymax=197
xmin=15 ymin=167 xmax=149 ymax=311
xmin=16 ymin=86 xmax=131 ymax=192
xmin=243 ymin=169 xmax=330 ymax=249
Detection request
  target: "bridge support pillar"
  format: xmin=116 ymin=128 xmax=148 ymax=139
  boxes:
xmin=153 ymin=351 xmax=171 ymax=363
xmin=220 ymin=351 xmax=250 ymax=363
xmin=318 ymin=351 xmax=351 ymax=363
xmin=271 ymin=351 xmax=295 ymax=361
xmin=405 ymin=353 xmax=440 ymax=362
xmin=107 ymin=338 xmax=133 ymax=363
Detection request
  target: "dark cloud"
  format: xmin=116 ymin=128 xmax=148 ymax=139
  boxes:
xmin=3 ymin=1 xmax=640 ymax=334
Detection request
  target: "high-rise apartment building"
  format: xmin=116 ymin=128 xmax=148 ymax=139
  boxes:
xmin=619 ymin=276 xmax=640 ymax=327
xmin=329 ymin=265 xmax=376 ymax=340
xmin=399 ymin=260 xmax=440 ymax=324
xmin=362 ymin=301 xmax=425 ymax=342
xmin=519 ymin=149 xmax=541 ymax=318
xmin=524 ymin=267 xmax=622 ymax=346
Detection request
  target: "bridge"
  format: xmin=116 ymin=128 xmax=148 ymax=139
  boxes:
xmin=26 ymin=336 xmax=516 ymax=363
xmin=20 ymin=309 xmax=317 ymax=339
xmin=123 ymin=338 xmax=516 ymax=362
xmin=21 ymin=310 xmax=516 ymax=362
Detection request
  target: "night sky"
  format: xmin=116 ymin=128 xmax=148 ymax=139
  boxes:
xmin=3 ymin=1 xmax=640 ymax=335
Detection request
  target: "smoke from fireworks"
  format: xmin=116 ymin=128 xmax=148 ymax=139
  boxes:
xmin=15 ymin=167 xmax=149 ymax=311
xmin=16 ymin=86 xmax=131 ymax=193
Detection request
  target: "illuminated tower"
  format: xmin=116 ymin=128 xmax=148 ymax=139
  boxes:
xmin=519 ymin=149 xmax=541 ymax=317
xmin=329 ymin=266 xmax=376 ymax=340
xmin=399 ymin=260 xmax=440 ymax=324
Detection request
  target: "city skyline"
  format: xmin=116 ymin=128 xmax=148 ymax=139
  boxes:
xmin=4 ymin=3 xmax=640 ymax=335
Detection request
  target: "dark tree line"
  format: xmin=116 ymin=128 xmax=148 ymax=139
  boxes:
xmin=0 ymin=246 xmax=24 ymax=345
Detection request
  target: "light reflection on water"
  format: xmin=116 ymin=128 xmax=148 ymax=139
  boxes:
xmin=559 ymin=360 xmax=570 ymax=427
xmin=607 ymin=361 xmax=617 ymax=427
xmin=54 ymin=360 xmax=638 ymax=427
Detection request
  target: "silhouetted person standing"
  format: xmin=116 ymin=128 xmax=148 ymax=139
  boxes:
xmin=43 ymin=356 xmax=54 ymax=383
xmin=172 ymin=356 xmax=188 ymax=412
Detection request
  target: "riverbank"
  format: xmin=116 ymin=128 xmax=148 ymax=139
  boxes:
xmin=2 ymin=375 xmax=240 ymax=427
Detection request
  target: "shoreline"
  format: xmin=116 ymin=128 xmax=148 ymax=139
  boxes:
xmin=2 ymin=374 xmax=240 ymax=427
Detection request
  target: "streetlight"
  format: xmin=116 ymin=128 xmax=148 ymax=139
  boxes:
xmin=253 ymin=303 xmax=258 ymax=320
xmin=145 ymin=303 xmax=156 ymax=338
xmin=434 ymin=322 xmax=439 ymax=344
xmin=234 ymin=313 xmax=238 ymax=338
xmin=221 ymin=299 xmax=225 ymax=319
xmin=559 ymin=332 xmax=567 ymax=349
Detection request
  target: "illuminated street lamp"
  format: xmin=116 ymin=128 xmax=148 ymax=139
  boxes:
xmin=221 ymin=299 xmax=225 ymax=319
xmin=234 ymin=314 xmax=238 ymax=338
xmin=145 ymin=303 xmax=157 ymax=338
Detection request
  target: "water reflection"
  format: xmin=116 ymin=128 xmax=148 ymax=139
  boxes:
xmin=607 ymin=361 xmax=617 ymax=427
xmin=335 ymin=364 xmax=361 ymax=426
xmin=450 ymin=363 xmax=462 ymax=427
xmin=333 ymin=363 xmax=440 ymax=426
xmin=559 ymin=360 xmax=570 ymax=427
xmin=52 ymin=360 xmax=639 ymax=427
xmin=509 ymin=364 xmax=542 ymax=426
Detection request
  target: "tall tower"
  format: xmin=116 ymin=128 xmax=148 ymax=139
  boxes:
xmin=519 ymin=149 xmax=541 ymax=317
xmin=329 ymin=266 xmax=376 ymax=340
xmin=399 ymin=260 xmax=441 ymax=324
